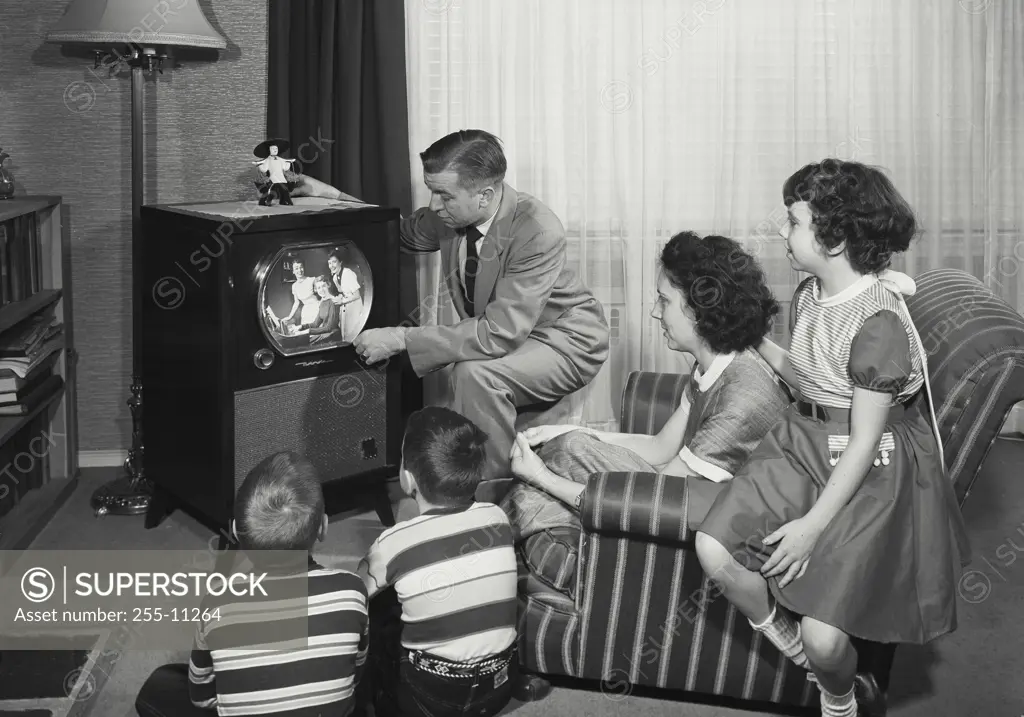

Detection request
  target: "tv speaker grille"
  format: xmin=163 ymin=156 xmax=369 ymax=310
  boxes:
xmin=233 ymin=372 xmax=388 ymax=491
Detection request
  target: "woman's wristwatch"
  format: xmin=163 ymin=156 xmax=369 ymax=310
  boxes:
xmin=573 ymin=490 xmax=585 ymax=511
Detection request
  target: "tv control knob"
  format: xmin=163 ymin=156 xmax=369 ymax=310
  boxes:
xmin=253 ymin=349 xmax=275 ymax=370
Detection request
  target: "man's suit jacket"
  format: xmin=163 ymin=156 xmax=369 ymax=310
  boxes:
xmin=401 ymin=184 xmax=609 ymax=378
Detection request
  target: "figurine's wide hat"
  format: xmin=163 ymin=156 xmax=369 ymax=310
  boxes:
xmin=254 ymin=138 xmax=291 ymax=159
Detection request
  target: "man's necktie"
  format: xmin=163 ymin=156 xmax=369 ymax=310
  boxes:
xmin=464 ymin=226 xmax=482 ymax=316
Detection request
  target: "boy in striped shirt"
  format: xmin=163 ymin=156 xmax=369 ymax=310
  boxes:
xmin=358 ymin=406 xmax=519 ymax=717
xmin=134 ymin=452 xmax=369 ymax=717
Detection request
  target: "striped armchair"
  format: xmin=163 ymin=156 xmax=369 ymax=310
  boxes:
xmin=516 ymin=269 xmax=1024 ymax=712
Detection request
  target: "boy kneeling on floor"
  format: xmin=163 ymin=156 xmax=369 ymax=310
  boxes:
xmin=135 ymin=452 xmax=369 ymax=717
xmin=358 ymin=406 xmax=520 ymax=717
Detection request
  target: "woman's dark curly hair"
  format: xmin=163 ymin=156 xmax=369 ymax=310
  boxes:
xmin=783 ymin=159 xmax=918 ymax=274
xmin=660 ymin=232 xmax=780 ymax=354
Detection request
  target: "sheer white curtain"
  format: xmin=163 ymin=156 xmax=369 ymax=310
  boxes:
xmin=404 ymin=0 xmax=1024 ymax=431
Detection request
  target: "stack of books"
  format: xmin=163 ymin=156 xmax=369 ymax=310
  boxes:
xmin=0 ymin=215 xmax=43 ymax=307
xmin=0 ymin=297 xmax=64 ymax=417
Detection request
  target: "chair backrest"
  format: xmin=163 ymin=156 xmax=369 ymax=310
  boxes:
xmin=905 ymin=269 xmax=1024 ymax=505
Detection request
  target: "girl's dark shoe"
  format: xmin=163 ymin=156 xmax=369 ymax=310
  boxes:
xmin=512 ymin=674 xmax=552 ymax=702
xmin=854 ymin=672 xmax=887 ymax=716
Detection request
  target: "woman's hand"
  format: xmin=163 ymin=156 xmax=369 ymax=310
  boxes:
xmin=520 ymin=424 xmax=581 ymax=447
xmin=760 ymin=517 xmax=824 ymax=588
xmin=510 ymin=433 xmax=548 ymax=485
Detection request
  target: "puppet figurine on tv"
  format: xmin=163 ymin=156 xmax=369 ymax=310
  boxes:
xmin=252 ymin=139 xmax=297 ymax=206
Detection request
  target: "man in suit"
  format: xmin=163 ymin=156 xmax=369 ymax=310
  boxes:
xmin=291 ymin=130 xmax=609 ymax=501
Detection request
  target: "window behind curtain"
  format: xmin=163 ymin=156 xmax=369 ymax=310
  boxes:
xmin=406 ymin=0 xmax=1023 ymax=429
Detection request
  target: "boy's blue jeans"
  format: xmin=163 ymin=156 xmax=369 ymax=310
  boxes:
xmin=367 ymin=588 xmax=517 ymax=717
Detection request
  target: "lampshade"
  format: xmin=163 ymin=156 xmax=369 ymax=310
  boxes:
xmin=45 ymin=0 xmax=227 ymax=49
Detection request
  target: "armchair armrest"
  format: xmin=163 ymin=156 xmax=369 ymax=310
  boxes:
xmin=621 ymin=371 xmax=690 ymax=435
xmin=578 ymin=471 xmax=695 ymax=549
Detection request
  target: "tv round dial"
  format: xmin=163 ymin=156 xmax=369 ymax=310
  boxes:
xmin=254 ymin=349 xmax=275 ymax=370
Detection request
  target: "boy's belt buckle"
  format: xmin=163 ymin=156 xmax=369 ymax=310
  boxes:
xmin=410 ymin=646 xmax=515 ymax=678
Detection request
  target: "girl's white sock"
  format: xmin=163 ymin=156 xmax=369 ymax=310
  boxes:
xmin=749 ymin=604 xmax=809 ymax=668
xmin=819 ymin=683 xmax=857 ymax=716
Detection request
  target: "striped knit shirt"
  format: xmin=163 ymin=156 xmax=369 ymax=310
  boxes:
xmin=362 ymin=501 xmax=518 ymax=662
xmin=188 ymin=559 xmax=368 ymax=717
xmin=789 ymin=273 xmax=924 ymax=407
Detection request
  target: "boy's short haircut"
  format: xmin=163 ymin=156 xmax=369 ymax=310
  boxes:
xmin=234 ymin=451 xmax=325 ymax=552
xmin=402 ymin=407 xmax=489 ymax=506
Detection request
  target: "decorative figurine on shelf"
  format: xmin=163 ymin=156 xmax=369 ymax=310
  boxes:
xmin=252 ymin=139 xmax=296 ymax=206
xmin=0 ymin=147 xmax=14 ymax=200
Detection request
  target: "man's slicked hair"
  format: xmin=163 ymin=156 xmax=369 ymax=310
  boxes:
xmin=420 ymin=129 xmax=507 ymax=192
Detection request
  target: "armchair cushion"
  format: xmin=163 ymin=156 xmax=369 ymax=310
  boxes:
xmin=620 ymin=371 xmax=691 ymax=435
xmin=905 ymin=269 xmax=1024 ymax=504
xmin=518 ymin=526 xmax=581 ymax=599
xmin=579 ymin=472 xmax=694 ymax=548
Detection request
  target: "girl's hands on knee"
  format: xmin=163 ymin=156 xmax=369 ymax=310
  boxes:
xmin=760 ymin=518 xmax=824 ymax=588
xmin=510 ymin=433 xmax=548 ymax=484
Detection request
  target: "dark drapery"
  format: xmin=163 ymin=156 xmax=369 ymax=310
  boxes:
xmin=267 ymin=0 xmax=413 ymax=215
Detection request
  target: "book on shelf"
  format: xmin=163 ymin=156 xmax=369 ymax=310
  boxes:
xmin=0 ymin=305 xmax=62 ymax=357
xmin=0 ymin=212 xmax=43 ymax=309
xmin=0 ymin=365 xmax=54 ymax=404
xmin=0 ymin=373 xmax=63 ymax=416
xmin=0 ymin=335 xmax=64 ymax=379
xmin=0 ymin=351 xmax=59 ymax=393
xmin=0 ymin=224 xmax=8 ymax=306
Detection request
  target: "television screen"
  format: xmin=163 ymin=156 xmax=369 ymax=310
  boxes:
xmin=258 ymin=241 xmax=373 ymax=356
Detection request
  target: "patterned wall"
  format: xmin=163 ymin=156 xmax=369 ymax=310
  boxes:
xmin=0 ymin=0 xmax=268 ymax=452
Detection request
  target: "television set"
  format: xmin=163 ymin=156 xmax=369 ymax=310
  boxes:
xmin=139 ymin=198 xmax=417 ymax=534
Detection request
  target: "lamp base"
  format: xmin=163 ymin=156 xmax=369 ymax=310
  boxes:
xmin=94 ymin=373 xmax=149 ymax=517
xmin=91 ymin=476 xmax=152 ymax=516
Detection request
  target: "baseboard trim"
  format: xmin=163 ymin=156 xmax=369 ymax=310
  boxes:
xmin=79 ymin=450 xmax=127 ymax=468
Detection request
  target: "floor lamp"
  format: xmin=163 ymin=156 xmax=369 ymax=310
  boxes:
xmin=46 ymin=0 xmax=226 ymax=515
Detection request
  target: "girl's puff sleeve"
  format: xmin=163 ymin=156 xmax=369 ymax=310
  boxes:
xmin=848 ymin=310 xmax=914 ymax=396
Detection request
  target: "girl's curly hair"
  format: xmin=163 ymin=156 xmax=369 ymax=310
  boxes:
xmin=783 ymin=160 xmax=918 ymax=274
xmin=660 ymin=232 xmax=780 ymax=354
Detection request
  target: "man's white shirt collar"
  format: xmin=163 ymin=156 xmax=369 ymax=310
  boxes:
xmin=470 ymin=202 xmax=501 ymax=239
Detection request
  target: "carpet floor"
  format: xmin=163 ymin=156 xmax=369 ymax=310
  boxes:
xmin=11 ymin=439 xmax=1024 ymax=716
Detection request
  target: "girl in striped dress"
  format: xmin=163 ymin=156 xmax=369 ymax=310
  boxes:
xmin=695 ymin=160 xmax=971 ymax=717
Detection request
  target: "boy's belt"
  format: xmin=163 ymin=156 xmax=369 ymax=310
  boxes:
xmin=407 ymin=642 xmax=517 ymax=679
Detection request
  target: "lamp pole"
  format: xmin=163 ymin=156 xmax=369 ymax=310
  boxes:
xmin=91 ymin=46 xmax=164 ymax=516
xmin=45 ymin=0 xmax=227 ymax=518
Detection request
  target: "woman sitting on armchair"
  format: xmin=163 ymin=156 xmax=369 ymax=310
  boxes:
xmin=504 ymin=231 xmax=792 ymax=582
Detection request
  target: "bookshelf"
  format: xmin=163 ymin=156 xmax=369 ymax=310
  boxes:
xmin=0 ymin=196 xmax=79 ymax=553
